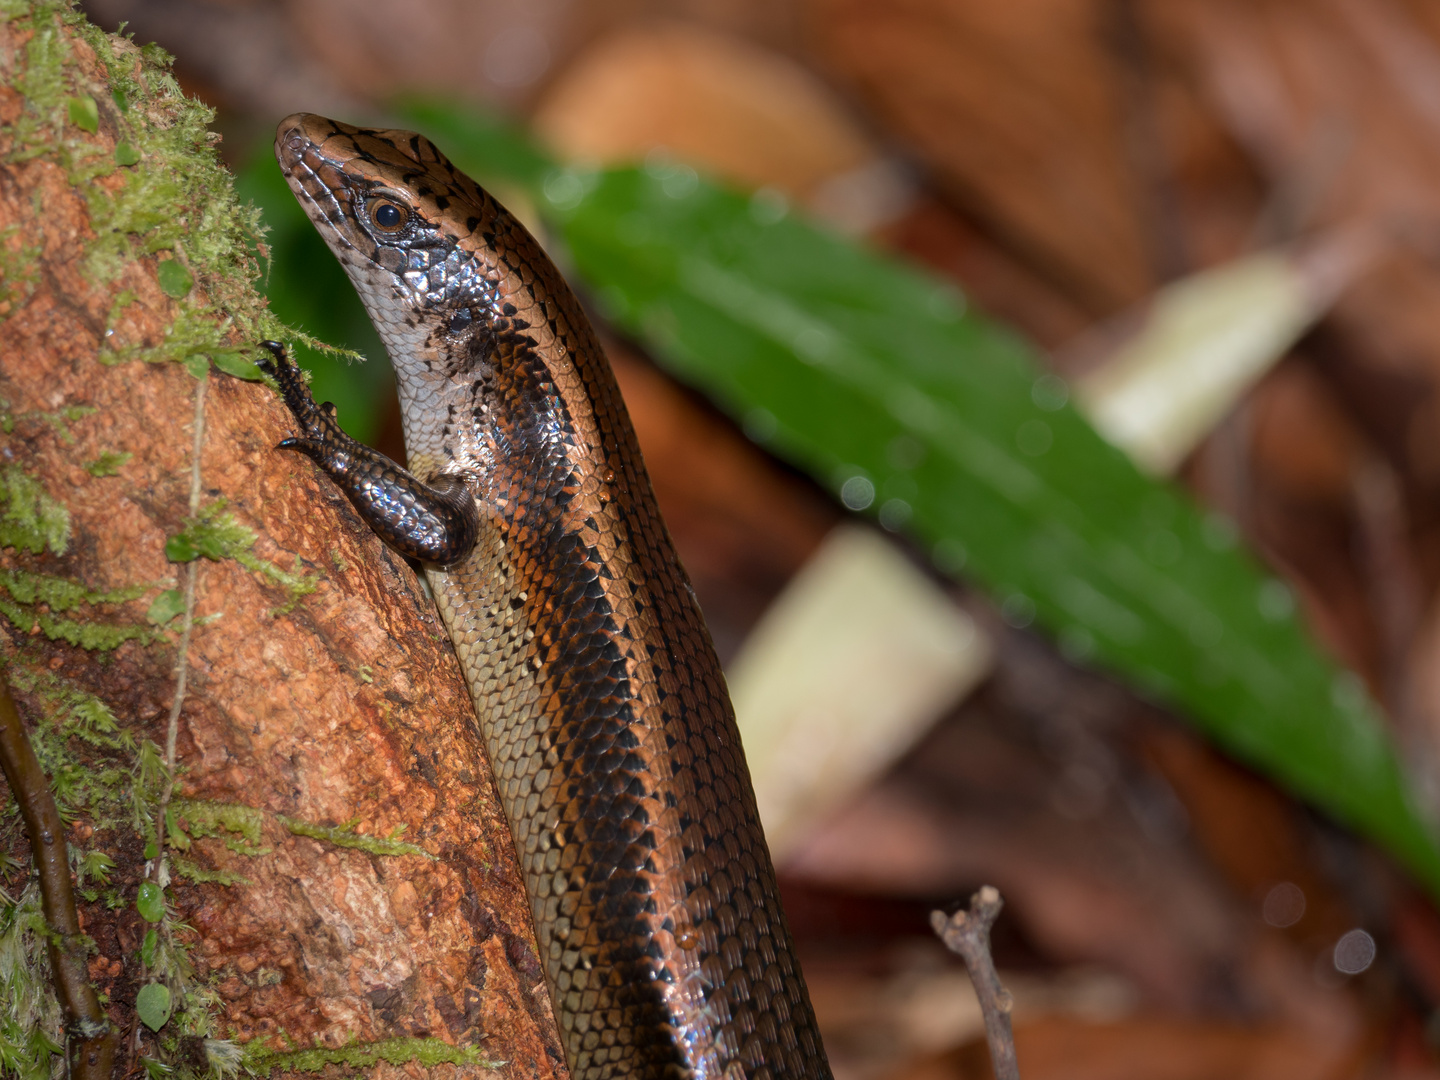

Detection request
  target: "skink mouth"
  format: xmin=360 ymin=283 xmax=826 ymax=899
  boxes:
xmin=273 ymin=114 xmax=361 ymax=250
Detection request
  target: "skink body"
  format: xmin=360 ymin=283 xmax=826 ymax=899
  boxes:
xmin=263 ymin=114 xmax=832 ymax=1080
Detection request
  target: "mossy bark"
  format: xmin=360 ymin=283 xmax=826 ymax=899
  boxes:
xmin=0 ymin=5 xmax=563 ymax=1078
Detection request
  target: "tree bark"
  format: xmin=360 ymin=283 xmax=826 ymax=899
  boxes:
xmin=0 ymin=6 xmax=563 ymax=1077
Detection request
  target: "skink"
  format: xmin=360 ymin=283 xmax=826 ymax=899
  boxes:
xmin=259 ymin=114 xmax=832 ymax=1080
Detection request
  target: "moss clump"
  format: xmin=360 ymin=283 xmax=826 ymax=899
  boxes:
xmin=0 ymin=225 xmax=42 ymax=320
xmin=166 ymin=500 xmax=318 ymax=615
xmin=278 ymin=815 xmax=435 ymax=860
xmin=0 ymin=885 xmax=65 ymax=1080
xmin=4 ymin=668 xmax=143 ymax=832
xmin=242 ymin=1036 xmax=500 ymax=1076
xmin=0 ymin=465 xmax=69 ymax=556
xmin=0 ymin=567 xmax=157 ymax=650
xmin=83 ymin=450 xmax=132 ymax=477
xmin=2 ymin=0 xmax=341 ymax=373
xmin=168 ymin=799 xmax=270 ymax=858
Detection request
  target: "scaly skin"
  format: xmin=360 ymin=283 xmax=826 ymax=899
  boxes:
xmin=263 ymin=114 xmax=832 ymax=1080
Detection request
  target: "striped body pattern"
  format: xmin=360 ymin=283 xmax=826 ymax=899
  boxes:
xmin=274 ymin=115 xmax=831 ymax=1080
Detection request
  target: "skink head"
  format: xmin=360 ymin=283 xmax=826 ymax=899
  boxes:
xmin=275 ymin=113 xmax=502 ymax=327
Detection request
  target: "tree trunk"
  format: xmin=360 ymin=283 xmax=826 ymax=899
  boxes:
xmin=0 ymin=5 xmax=563 ymax=1077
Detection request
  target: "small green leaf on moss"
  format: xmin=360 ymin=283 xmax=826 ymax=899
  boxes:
xmin=140 ymin=928 xmax=158 ymax=967
xmin=67 ymin=94 xmax=98 ymax=132
xmin=136 ymin=880 xmax=164 ymax=922
xmin=146 ymin=588 xmax=184 ymax=625
xmin=84 ymin=450 xmax=132 ymax=477
xmin=212 ymin=351 xmax=263 ymax=380
xmin=183 ymin=354 xmax=209 ymax=379
xmin=114 ymin=140 xmax=140 ymax=166
xmin=156 ymin=258 xmax=193 ymax=298
xmin=136 ymin=983 xmax=172 ymax=1031
xmin=111 ymin=86 xmax=129 ymax=112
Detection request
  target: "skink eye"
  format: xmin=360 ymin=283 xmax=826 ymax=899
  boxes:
xmin=368 ymin=198 xmax=408 ymax=232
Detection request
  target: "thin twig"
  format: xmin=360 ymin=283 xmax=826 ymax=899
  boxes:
xmin=156 ymin=373 xmax=208 ymax=847
xmin=931 ymin=886 xmax=1019 ymax=1080
xmin=132 ymin=372 xmax=208 ymax=1065
xmin=0 ymin=673 xmax=118 ymax=1080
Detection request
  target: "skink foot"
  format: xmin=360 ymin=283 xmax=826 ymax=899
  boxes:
xmin=256 ymin=341 xmax=480 ymax=566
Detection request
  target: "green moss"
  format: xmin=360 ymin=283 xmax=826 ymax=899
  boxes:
xmin=0 ymin=465 xmax=69 ymax=555
xmin=0 ymin=568 xmax=146 ymax=612
xmin=0 ymin=567 xmax=158 ymax=651
xmin=0 ymin=884 xmax=65 ymax=1080
xmin=241 ymin=1036 xmax=499 ymax=1076
xmin=165 ymin=500 xmax=318 ymax=614
xmin=0 ymin=7 xmax=429 ymax=1071
xmin=277 ymin=815 xmax=435 ymax=860
xmin=168 ymin=799 xmax=270 ymax=858
xmin=3 ymin=669 xmax=140 ymax=831
xmin=0 ymin=402 xmax=98 ymax=445
xmin=0 ymin=226 xmax=42 ymax=319
xmin=168 ymin=857 xmax=248 ymax=887
xmin=4 ymin=1 xmax=342 ymax=377
xmin=84 ymin=450 xmax=133 ymax=476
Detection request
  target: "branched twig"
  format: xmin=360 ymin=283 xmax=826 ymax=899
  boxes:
xmin=0 ymin=673 xmax=118 ymax=1080
xmin=931 ymin=886 xmax=1019 ymax=1080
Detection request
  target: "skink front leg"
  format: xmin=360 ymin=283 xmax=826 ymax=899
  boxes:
xmin=256 ymin=341 xmax=479 ymax=566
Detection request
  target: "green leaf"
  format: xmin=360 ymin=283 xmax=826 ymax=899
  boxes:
xmin=135 ymin=983 xmax=172 ymax=1032
xmin=140 ymin=928 xmax=158 ymax=968
xmin=164 ymin=535 xmax=197 ymax=563
xmin=146 ymin=589 xmax=184 ymax=625
xmin=539 ymin=164 xmax=1440 ymax=893
xmin=67 ymin=94 xmax=98 ymax=133
xmin=156 ymin=258 xmax=193 ymax=298
xmin=212 ymin=351 xmax=263 ymax=380
xmin=183 ymin=354 xmax=209 ymax=379
xmin=114 ymin=140 xmax=140 ymax=166
xmin=136 ymin=880 xmax=164 ymax=922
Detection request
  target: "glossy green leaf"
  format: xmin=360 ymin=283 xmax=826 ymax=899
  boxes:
xmin=135 ymin=982 xmax=172 ymax=1031
xmin=383 ymin=104 xmax=1440 ymax=893
xmin=156 ymin=258 xmax=192 ymax=298
xmin=136 ymin=880 xmax=164 ymax=923
xmin=67 ymin=95 xmax=97 ymax=133
xmin=554 ymin=167 xmax=1440 ymax=890
xmin=145 ymin=589 xmax=184 ymax=626
xmin=211 ymin=350 xmax=262 ymax=381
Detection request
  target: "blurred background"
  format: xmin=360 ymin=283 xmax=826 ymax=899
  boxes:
xmin=76 ymin=0 xmax=1440 ymax=1076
